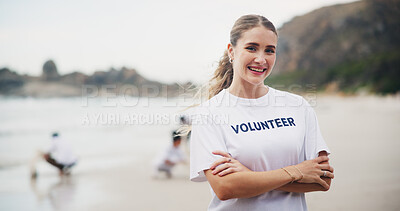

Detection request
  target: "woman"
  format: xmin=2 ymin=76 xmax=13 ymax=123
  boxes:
xmin=189 ymin=14 xmax=334 ymax=211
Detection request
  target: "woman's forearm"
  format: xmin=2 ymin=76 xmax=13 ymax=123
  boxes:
xmin=277 ymin=151 xmax=333 ymax=193
xmin=205 ymin=168 xmax=293 ymax=200
xmin=276 ymin=177 xmax=331 ymax=193
xmin=206 ymin=154 xmax=333 ymax=199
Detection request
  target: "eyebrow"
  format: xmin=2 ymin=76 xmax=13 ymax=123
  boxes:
xmin=246 ymin=42 xmax=276 ymax=49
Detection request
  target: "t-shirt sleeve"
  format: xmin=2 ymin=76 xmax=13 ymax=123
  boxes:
xmin=304 ymin=100 xmax=331 ymax=160
xmin=190 ymin=110 xmax=227 ymax=182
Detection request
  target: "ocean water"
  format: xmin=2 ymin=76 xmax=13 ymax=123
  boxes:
xmin=0 ymin=97 xmax=191 ymax=166
xmin=0 ymin=96 xmax=192 ymax=210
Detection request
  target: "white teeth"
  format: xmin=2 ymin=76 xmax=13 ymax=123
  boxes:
xmin=248 ymin=67 xmax=265 ymax=72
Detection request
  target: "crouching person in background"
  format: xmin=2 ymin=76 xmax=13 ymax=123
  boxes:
xmin=153 ymin=131 xmax=186 ymax=179
xmin=31 ymin=132 xmax=78 ymax=179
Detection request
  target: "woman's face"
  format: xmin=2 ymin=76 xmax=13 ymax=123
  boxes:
xmin=228 ymin=26 xmax=277 ymax=87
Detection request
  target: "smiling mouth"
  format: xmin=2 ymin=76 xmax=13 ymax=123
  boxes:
xmin=248 ymin=66 xmax=267 ymax=73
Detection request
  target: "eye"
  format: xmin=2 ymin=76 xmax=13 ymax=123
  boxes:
xmin=245 ymin=46 xmax=256 ymax=51
xmin=265 ymin=48 xmax=275 ymax=54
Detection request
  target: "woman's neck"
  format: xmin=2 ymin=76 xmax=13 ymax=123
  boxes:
xmin=228 ymin=79 xmax=269 ymax=99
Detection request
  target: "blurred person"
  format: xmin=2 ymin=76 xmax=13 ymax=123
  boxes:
xmin=31 ymin=132 xmax=78 ymax=178
xmin=153 ymin=131 xmax=186 ymax=179
xmin=189 ymin=15 xmax=334 ymax=210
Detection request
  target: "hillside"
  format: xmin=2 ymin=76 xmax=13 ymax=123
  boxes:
xmin=0 ymin=60 xmax=192 ymax=97
xmin=269 ymin=0 xmax=400 ymax=94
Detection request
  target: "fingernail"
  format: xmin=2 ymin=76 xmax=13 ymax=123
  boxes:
xmin=212 ymin=171 xmax=216 ymax=174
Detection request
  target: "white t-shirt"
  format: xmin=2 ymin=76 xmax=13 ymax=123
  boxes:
xmin=47 ymin=137 xmax=77 ymax=165
xmin=190 ymin=87 xmax=330 ymax=211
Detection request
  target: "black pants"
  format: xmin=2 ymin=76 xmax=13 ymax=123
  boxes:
xmin=44 ymin=154 xmax=75 ymax=170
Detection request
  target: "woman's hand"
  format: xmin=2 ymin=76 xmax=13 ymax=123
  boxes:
xmin=292 ymin=156 xmax=334 ymax=189
xmin=209 ymin=150 xmax=251 ymax=176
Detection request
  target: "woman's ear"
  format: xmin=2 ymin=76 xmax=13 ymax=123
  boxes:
xmin=227 ymin=43 xmax=234 ymax=60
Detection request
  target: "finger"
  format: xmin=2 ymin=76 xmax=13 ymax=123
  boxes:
xmin=321 ymin=171 xmax=335 ymax=179
xmin=318 ymin=178 xmax=330 ymax=190
xmin=318 ymin=164 xmax=331 ymax=170
xmin=320 ymin=171 xmax=334 ymax=179
xmin=212 ymin=163 xmax=231 ymax=175
xmin=212 ymin=150 xmax=232 ymax=158
xmin=319 ymin=161 xmax=329 ymax=166
xmin=218 ymin=167 xmax=236 ymax=176
xmin=210 ymin=157 xmax=231 ymax=170
xmin=323 ymin=172 xmax=334 ymax=179
xmin=323 ymin=165 xmax=334 ymax=173
xmin=315 ymin=156 xmax=329 ymax=163
xmin=319 ymin=164 xmax=334 ymax=173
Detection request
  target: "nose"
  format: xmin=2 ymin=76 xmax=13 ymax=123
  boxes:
xmin=254 ymin=53 xmax=267 ymax=65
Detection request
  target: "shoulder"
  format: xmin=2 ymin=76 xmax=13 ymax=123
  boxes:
xmin=188 ymin=90 xmax=227 ymax=125
xmin=270 ymin=87 xmax=309 ymax=108
xmin=193 ymin=90 xmax=227 ymax=113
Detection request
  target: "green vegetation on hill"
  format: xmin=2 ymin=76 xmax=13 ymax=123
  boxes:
xmin=326 ymin=50 xmax=400 ymax=94
xmin=270 ymin=0 xmax=400 ymax=94
xmin=267 ymin=50 xmax=400 ymax=94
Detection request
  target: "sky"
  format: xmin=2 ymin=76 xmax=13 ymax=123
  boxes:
xmin=0 ymin=0 xmax=358 ymax=84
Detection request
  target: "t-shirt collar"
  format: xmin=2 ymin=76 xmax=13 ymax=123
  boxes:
xmin=222 ymin=86 xmax=274 ymax=107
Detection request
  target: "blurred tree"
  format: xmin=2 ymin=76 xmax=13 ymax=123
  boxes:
xmin=42 ymin=60 xmax=60 ymax=81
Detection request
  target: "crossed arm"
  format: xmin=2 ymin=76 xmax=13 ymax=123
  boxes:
xmin=204 ymin=151 xmax=334 ymax=200
xmin=276 ymin=151 xmax=332 ymax=193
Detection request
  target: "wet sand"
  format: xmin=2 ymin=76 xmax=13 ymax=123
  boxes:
xmin=1 ymin=95 xmax=400 ymax=211
xmin=307 ymin=95 xmax=400 ymax=211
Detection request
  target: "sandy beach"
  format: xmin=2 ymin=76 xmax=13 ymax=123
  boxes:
xmin=1 ymin=95 xmax=399 ymax=211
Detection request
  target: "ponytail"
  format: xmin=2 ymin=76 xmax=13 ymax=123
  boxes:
xmin=176 ymin=51 xmax=233 ymax=137
xmin=207 ymin=50 xmax=233 ymax=99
